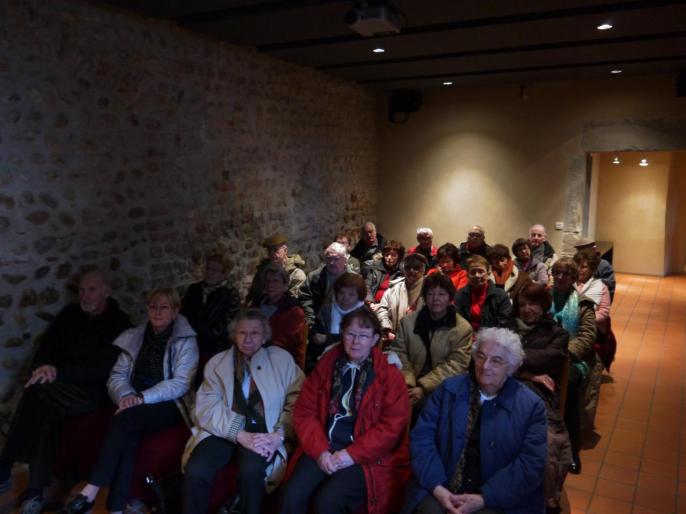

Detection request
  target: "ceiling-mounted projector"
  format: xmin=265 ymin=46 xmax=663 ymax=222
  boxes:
xmin=344 ymin=5 xmax=402 ymax=36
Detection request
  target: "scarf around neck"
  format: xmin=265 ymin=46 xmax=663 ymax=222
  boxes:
xmin=330 ymin=301 xmax=364 ymax=335
xmin=550 ymin=289 xmax=579 ymax=337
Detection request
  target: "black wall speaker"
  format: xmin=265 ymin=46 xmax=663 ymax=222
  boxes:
xmin=388 ymin=90 xmax=422 ymax=123
xmin=677 ymin=70 xmax=686 ymax=97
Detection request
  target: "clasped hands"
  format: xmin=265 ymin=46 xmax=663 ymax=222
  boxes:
xmin=317 ymin=449 xmax=354 ymax=475
xmin=433 ymin=485 xmax=485 ymax=514
xmin=116 ymin=393 xmax=144 ymax=414
xmin=237 ymin=430 xmax=282 ymax=461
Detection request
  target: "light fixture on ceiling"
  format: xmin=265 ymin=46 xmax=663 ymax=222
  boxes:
xmin=372 ymin=47 xmax=385 ymax=53
xmin=639 ymin=158 xmax=649 ymax=167
xmin=597 ymin=23 xmax=613 ymax=30
xmin=612 ymin=156 xmax=620 ymax=164
xmin=611 ymin=69 xmax=623 ymax=74
xmin=442 ymin=81 xmax=453 ymax=86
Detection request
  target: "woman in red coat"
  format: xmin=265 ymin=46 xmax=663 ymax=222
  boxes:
xmin=258 ymin=264 xmax=307 ymax=369
xmin=279 ymin=307 xmax=410 ymax=514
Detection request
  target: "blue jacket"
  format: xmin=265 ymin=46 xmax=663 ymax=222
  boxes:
xmin=403 ymin=374 xmax=547 ymax=514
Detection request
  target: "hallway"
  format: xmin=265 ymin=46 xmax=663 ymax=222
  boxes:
xmin=566 ymin=273 xmax=686 ymax=513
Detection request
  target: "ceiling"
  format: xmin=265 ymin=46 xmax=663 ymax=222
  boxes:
xmin=101 ymin=0 xmax=686 ymax=90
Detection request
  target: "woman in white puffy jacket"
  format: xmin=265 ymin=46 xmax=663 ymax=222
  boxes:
xmin=59 ymin=288 xmax=198 ymax=514
xmin=182 ymin=309 xmax=304 ymax=514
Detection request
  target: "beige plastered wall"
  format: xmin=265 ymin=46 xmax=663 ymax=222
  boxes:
xmin=376 ymin=75 xmax=686 ymax=258
xmin=595 ymin=152 xmax=671 ymax=275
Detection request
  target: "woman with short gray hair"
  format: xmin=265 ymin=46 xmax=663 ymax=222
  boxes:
xmin=402 ymin=328 xmax=547 ymax=514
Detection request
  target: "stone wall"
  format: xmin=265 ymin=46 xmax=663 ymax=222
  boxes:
xmin=0 ymin=0 xmax=378 ymax=420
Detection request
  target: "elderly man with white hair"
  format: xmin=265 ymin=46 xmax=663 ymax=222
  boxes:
xmin=528 ymin=225 xmax=558 ymax=275
xmin=299 ymin=242 xmax=358 ymax=327
xmin=407 ymin=227 xmax=438 ymax=268
xmin=402 ymin=328 xmax=547 ymax=514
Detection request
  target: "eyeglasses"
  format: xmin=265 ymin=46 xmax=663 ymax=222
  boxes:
xmin=468 ymin=232 xmax=484 ymax=238
xmin=342 ymin=332 xmax=373 ymax=343
xmin=474 ymin=351 xmax=506 ymax=368
xmin=148 ymin=304 xmax=172 ymax=313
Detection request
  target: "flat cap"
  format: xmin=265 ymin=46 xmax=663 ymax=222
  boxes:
xmin=262 ymin=233 xmax=288 ymax=248
xmin=574 ymin=237 xmax=596 ymax=249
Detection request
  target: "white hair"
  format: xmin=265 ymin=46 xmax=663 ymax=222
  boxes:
xmin=362 ymin=221 xmax=376 ymax=231
xmin=472 ymin=328 xmax=525 ymax=374
xmin=325 ymin=242 xmax=348 ymax=258
xmin=529 ymin=224 xmax=547 ymax=236
xmin=416 ymin=227 xmax=433 ymax=236
xmin=470 ymin=225 xmax=485 ymax=234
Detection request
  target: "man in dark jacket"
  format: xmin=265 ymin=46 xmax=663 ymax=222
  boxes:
xmin=181 ymin=254 xmax=241 ymax=356
xmin=299 ymin=242 xmax=355 ymax=327
xmin=0 ymin=270 xmax=130 ymax=513
xmin=350 ymin=221 xmax=385 ymax=277
xmin=458 ymin=225 xmax=492 ymax=268
xmin=529 ymin=224 xmax=557 ymax=269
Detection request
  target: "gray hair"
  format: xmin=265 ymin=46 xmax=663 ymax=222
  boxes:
xmin=325 ymin=242 xmax=348 ymax=258
xmin=80 ymin=269 xmax=111 ymax=289
xmin=529 ymin=224 xmax=547 ymax=236
xmin=362 ymin=221 xmax=376 ymax=231
xmin=469 ymin=224 xmax=485 ymax=235
xmin=416 ymin=227 xmax=433 ymax=237
xmin=472 ymin=327 xmax=525 ymax=374
xmin=228 ymin=308 xmax=272 ymax=344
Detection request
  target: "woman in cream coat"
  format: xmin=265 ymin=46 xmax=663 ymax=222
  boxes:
xmin=182 ymin=309 xmax=304 ymax=514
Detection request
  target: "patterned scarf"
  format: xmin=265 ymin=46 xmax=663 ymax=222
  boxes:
xmin=328 ymin=353 xmax=373 ymax=417
xmin=550 ymin=289 xmax=580 ymax=338
xmin=449 ymin=375 xmax=482 ymax=493
xmin=232 ymin=349 xmax=265 ymax=428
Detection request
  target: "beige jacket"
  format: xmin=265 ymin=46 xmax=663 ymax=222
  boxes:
xmin=182 ymin=346 xmax=304 ymax=490
xmin=389 ymin=309 xmax=473 ymax=393
xmin=376 ymin=277 xmax=425 ymax=333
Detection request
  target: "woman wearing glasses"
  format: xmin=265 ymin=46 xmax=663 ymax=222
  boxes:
xmin=59 ymin=288 xmax=199 ymax=514
xmin=280 ymin=307 xmax=410 ymax=514
xmin=550 ymin=258 xmax=596 ymax=475
xmin=402 ymin=328 xmax=547 ymax=514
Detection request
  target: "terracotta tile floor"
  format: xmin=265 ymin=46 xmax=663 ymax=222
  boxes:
xmin=564 ymin=273 xmax=686 ymax=514
xmin=1 ymin=273 xmax=685 ymax=513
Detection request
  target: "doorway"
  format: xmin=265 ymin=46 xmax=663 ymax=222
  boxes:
xmin=589 ymin=151 xmax=686 ymax=276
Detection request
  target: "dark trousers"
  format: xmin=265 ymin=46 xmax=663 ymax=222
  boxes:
xmin=0 ymin=382 xmax=103 ymax=488
xmin=415 ymin=495 xmax=503 ymax=514
xmin=89 ymin=401 xmax=181 ymax=511
xmin=564 ymin=366 xmax=584 ymax=455
xmin=279 ymin=454 xmax=366 ymax=514
xmin=183 ymin=435 xmax=268 ymax=514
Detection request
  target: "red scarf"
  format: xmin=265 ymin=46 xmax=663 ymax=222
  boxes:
xmin=491 ymin=260 xmax=514 ymax=286
xmin=469 ymin=285 xmax=488 ymax=332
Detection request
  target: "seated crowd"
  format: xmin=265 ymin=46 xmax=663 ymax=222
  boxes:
xmin=0 ymin=222 xmax=617 ymax=514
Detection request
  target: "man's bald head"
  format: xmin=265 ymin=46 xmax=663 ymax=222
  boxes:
xmin=79 ymin=270 xmax=111 ymax=316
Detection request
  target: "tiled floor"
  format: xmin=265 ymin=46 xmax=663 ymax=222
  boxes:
xmin=565 ymin=273 xmax=686 ymax=514
xmin=2 ymin=273 xmax=685 ymax=513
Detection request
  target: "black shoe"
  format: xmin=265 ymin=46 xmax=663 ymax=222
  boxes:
xmin=216 ymin=495 xmax=240 ymax=514
xmin=569 ymin=453 xmax=582 ymax=475
xmin=57 ymin=494 xmax=94 ymax=514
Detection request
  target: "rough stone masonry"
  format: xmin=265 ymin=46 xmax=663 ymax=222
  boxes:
xmin=0 ymin=0 xmax=379 ymax=426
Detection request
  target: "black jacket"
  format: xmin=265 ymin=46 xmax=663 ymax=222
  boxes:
xmin=181 ymin=281 xmax=241 ymax=355
xmin=350 ymin=233 xmax=385 ymax=277
xmin=515 ymin=317 xmax=569 ymax=386
xmin=458 ymin=241 xmax=492 ymax=268
xmin=32 ymin=298 xmax=131 ymax=388
xmin=454 ymin=282 xmax=513 ymax=330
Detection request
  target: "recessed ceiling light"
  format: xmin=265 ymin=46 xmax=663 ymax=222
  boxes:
xmin=639 ymin=158 xmax=649 ymax=167
xmin=597 ymin=23 xmax=613 ymax=30
xmin=372 ymin=47 xmax=385 ymax=53
xmin=611 ymin=69 xmax=623 ymax=74
xmin=612 ymin=156 xmax=620 ymax=164
xmin=442 ymin=81 xmax=453 ymax=86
